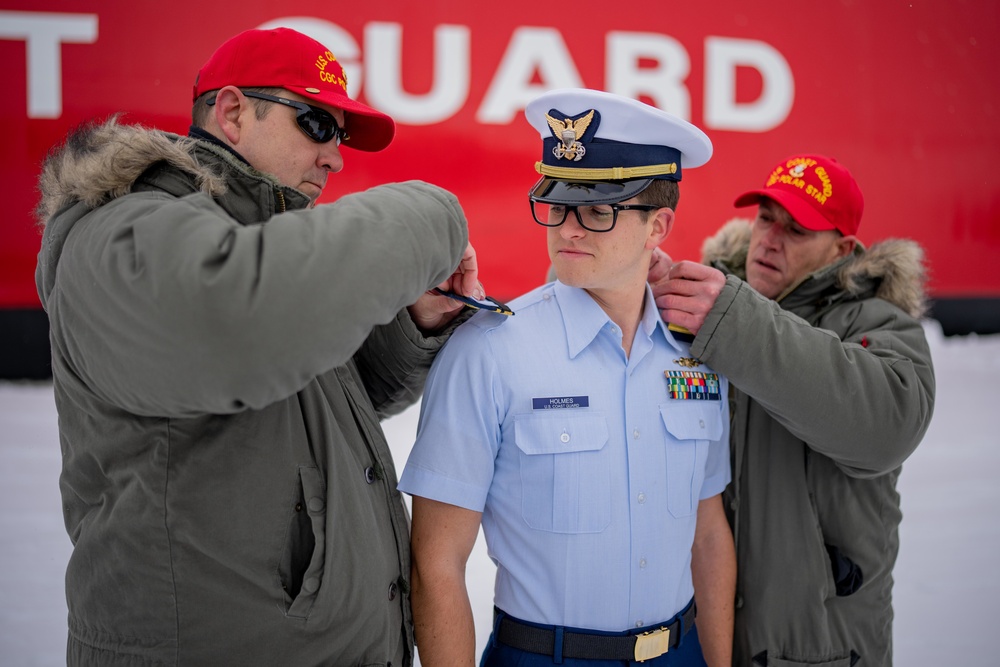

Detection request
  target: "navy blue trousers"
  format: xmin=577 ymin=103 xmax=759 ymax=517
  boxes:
xmin=479 ymin=610 xmax=708 ymax=667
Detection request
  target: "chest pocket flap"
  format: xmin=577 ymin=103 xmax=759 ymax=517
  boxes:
xmin=661 ymin=403 xmax=724 ymax=441
xmin=514 ymin=412 xmax=609 ymax=455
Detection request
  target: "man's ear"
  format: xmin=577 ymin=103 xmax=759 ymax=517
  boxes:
xmin=645 ymin=207 xmax=675 ymax=250
xmin=836 ymin=234 xmax=858 ymax=259
xmin=211 ymin=86 xmax=250 ymax=146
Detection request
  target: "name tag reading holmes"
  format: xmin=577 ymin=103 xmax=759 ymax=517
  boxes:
xmin=532 ymin=396 xmax=590 ymax=410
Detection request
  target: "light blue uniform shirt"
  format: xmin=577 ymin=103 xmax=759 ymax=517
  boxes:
xmin=399 ymin=281 xmax=730 ymax=632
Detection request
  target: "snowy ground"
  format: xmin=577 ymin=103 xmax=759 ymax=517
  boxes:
xmin=1 ymin=320 xmax=997 ymax=666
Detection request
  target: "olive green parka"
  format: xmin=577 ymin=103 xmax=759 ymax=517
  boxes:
xmin=35 ymin=118 xmax=470 ymax=666
xmin=692 ymin=220 xmax=935 ymax=667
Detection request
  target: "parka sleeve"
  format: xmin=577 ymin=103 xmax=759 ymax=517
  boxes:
xmin=45 ymin=180 xmax=469 ymax=418
xmin=691 ymin=275 xmax=935 ymax=477
xmin=352 ymin=306 xmax=473 ymax=420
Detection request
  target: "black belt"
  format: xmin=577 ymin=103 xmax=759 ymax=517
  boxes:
xmin=495 ymin=601 xmax=696 ymax=662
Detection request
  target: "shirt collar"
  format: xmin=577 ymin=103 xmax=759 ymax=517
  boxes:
xmin=555 ymin=281 xmax=677 ymax=358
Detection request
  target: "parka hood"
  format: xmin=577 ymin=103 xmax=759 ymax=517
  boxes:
xmin=33 ymin=117 xmax=317 ymax=310
xmin=701 ymin=218 xmax=930 ymax=319
xmin=35 ymin=116 xmax=230 ymax=227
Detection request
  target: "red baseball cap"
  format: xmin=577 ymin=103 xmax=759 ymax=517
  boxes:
xmin=193 ymin=28 xmax=394 ymax=152
xmin=734 ymin=154 xmax=864 ymax=236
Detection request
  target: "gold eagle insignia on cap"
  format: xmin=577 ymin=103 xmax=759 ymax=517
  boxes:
xmin=546 ymin=110 xmax=595 ymax=162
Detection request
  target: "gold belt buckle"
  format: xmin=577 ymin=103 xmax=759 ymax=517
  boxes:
xmin=634 ymin=626 xmax=671 ymax=661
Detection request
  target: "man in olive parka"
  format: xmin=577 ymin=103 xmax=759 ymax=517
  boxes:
xmin=35 ymin=28 xmax=480 ymax=666
xmin=651 ymin=155 xmax=935 ymax=667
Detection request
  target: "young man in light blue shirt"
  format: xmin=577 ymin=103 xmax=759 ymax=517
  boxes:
xmin=399 ymin=89 xmax=735 ymax=667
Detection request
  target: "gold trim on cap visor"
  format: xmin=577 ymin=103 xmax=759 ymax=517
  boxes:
xmin=535 ymin=161 xmax=678 ymax=180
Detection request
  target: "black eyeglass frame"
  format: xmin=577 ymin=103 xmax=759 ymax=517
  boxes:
xmin=528 ymin=198 xmax=660 ymax=233
xmin=206 ymin=90 xmax=349 ymax=145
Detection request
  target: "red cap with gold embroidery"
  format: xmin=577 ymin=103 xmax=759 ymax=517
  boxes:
xmin=193 ymin=27 xmax=394 ymax=152
xmin=734 ymin=155 xmax=864 ymax=236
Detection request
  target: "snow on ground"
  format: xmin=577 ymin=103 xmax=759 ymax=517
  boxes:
xmin=1 ymin=321 xmax=997 ymax=666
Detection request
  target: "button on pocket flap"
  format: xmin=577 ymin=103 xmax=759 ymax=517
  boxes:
xmin=514 ymin=413 xmax=609 ymax=455
xmin=660 ymin=404 xmax=723 ymax=440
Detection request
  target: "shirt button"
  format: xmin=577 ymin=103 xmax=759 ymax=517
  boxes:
xmin=302 ymin=577 xmax=319 ymax=594
xmin=294 ymin=502 xmax=303 ymax=513
xmin=307 ymin=497 xmax=324 ymax=512
xmin=637 ymin=492 xmax=646 ymax=504
xmin=639 ymin=558 xmax=647 ymax=569
xmin=699 ymin=419 xmax=706 ymax=428
xmin=632 ymin=429 xmax=640 ymax=440
xmin=388 ymin=582 xmax=398 ymax=601
xmin=560 ymin=432 xmax=570 ymax=443
xmin=365 ymin=466 xmax=377 ymax=484
xmin=736 ymin=595 xmax=744 ymax=609
xmin=635 ymin=620 xmax=644 ymax=628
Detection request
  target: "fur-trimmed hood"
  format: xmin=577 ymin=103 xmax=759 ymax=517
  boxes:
xmin=35 ymin=117 xmax=236 ymax=227
xmin=701 ymin=218 xmax=930 ymax=319
xmin=34 ymin=117 xmax=316 ymax=309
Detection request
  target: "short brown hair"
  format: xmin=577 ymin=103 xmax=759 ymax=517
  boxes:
xmin=636 ymin=179 xmax=680 ymax=212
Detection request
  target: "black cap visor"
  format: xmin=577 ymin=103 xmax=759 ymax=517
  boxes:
xmin=529 ymin=177 xmax=654 ymax=205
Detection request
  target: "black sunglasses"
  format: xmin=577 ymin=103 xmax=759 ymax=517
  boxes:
xmin=207 ymin=91 xmax=349 ymax=145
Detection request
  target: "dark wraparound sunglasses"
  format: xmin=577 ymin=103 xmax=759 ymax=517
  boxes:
xmin=207 ymin=91 xmax=349 ymax=145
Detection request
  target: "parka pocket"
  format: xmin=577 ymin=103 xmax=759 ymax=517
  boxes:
xmin=278 ymin=466 xmax=327 ymax=619
xmin=513 ymin=412 xmax=611 ymax=533
xmin=825 ymin=543 xmax=864 ymax=596
xmin=659 ymin=403 xmax=721 ymax=518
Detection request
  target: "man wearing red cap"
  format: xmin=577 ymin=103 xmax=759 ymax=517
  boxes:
xmin=651 ymin=155 xmax=935 ymax=666
xmin=35 ymin=27 xmax=480 ymax=666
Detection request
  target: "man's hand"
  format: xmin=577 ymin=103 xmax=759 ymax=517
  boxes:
xmin=408 ymin=242 xmax=482 ymax=334
xmin=647 ymin=246 xmax=673 ymax=288
xmin=651 ymin=258 xmax=726 ymax=336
